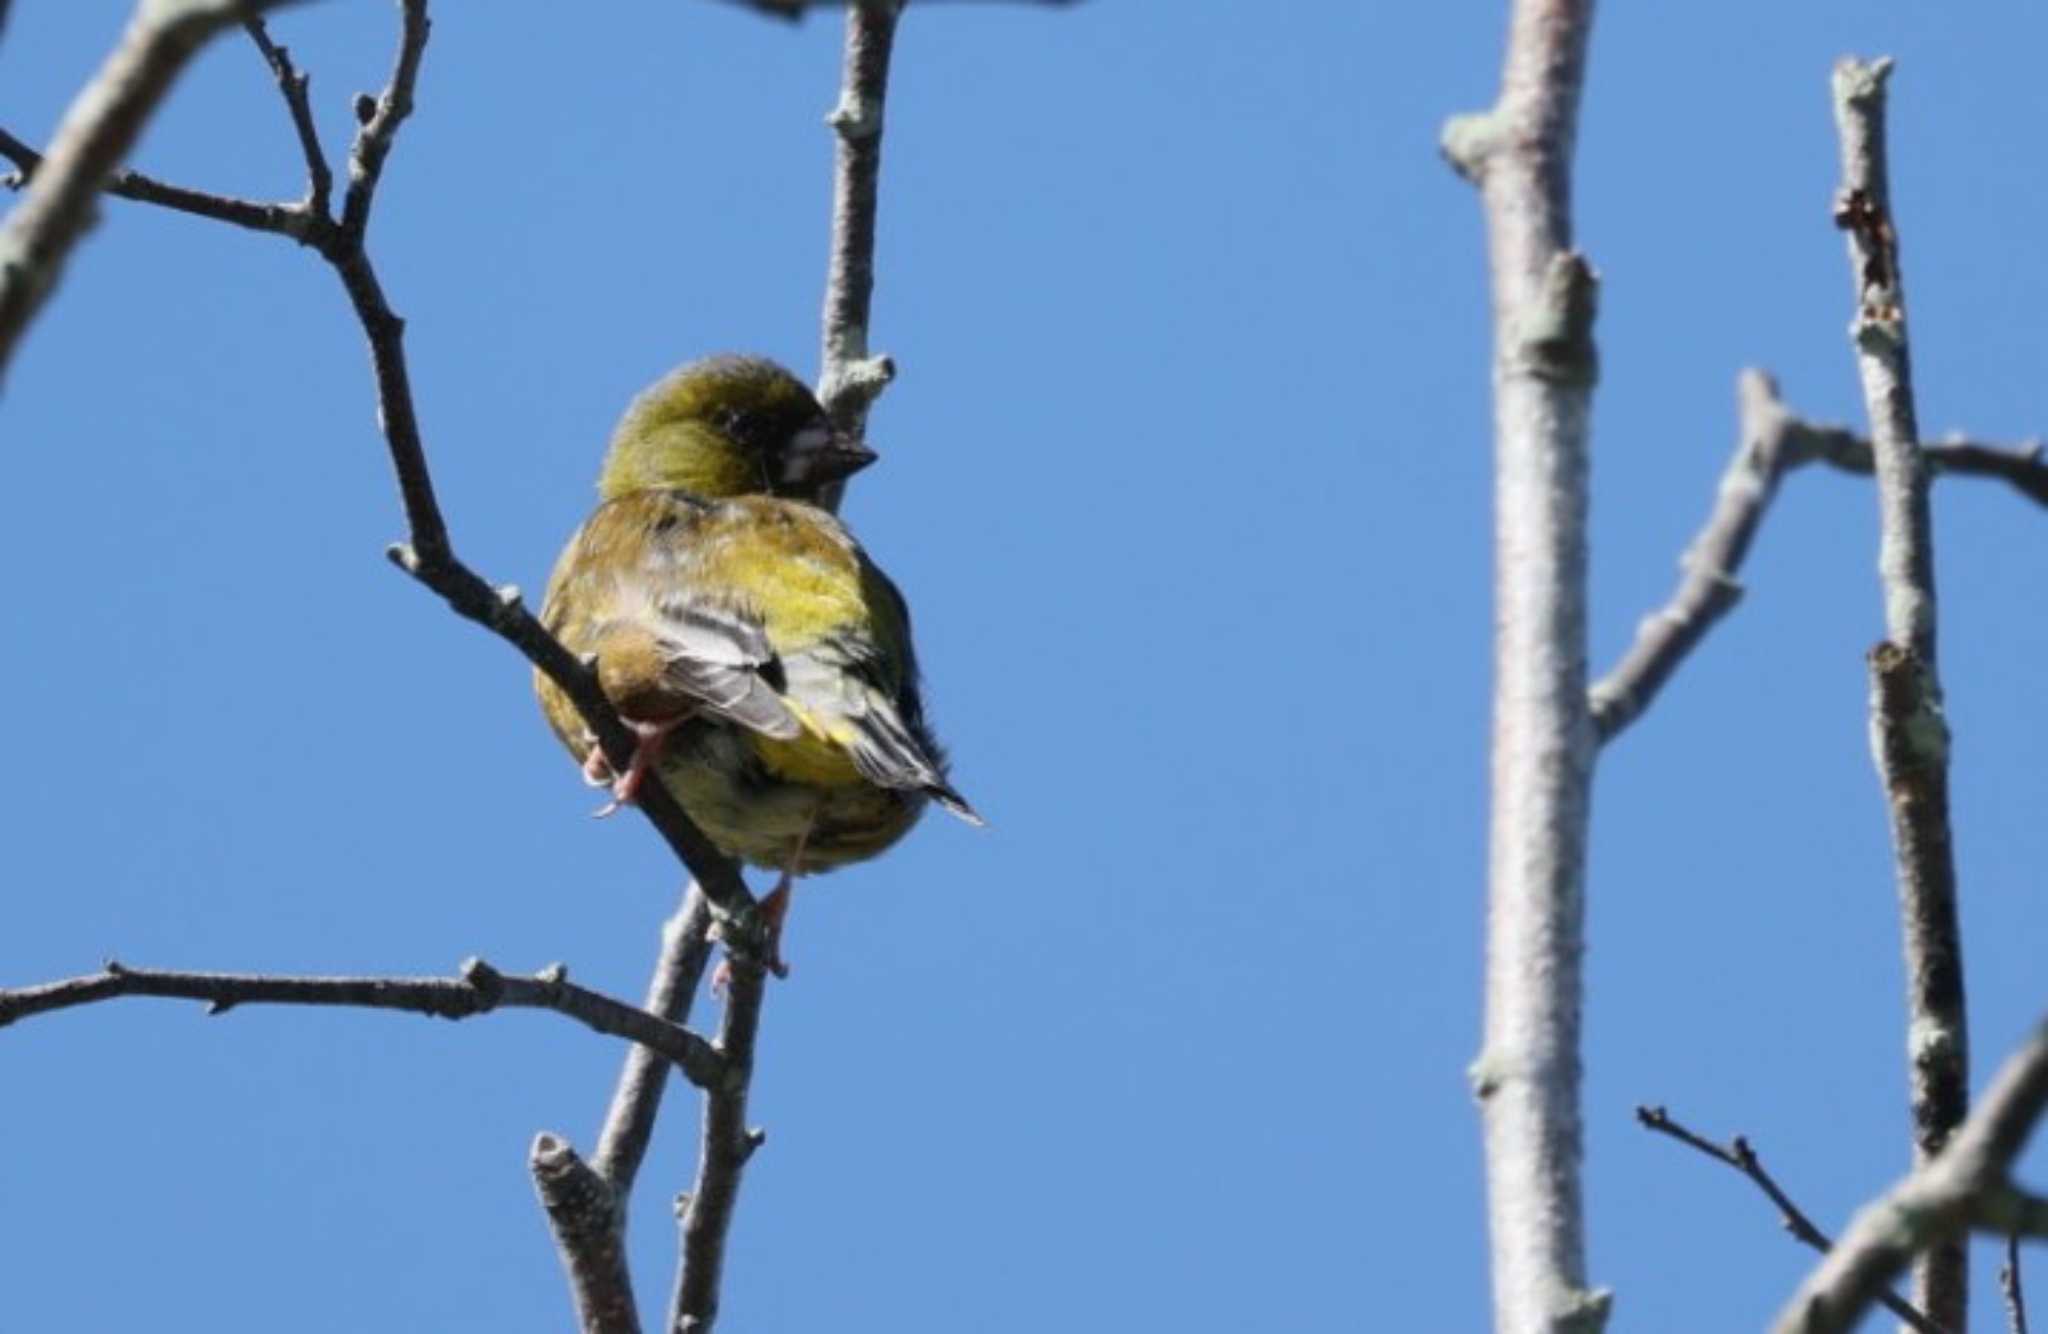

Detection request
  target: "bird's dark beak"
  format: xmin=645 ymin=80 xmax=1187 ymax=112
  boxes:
xmin=812 ymin=432 xmax=879 ymax=482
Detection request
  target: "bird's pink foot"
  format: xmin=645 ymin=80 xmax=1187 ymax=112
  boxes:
xmin=587 ymin=722 xmax=678 ymax=819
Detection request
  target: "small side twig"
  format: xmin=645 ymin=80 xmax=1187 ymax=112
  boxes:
xmin=0 ymin=958 xmax=729 ymax=1091
xmin=1589 ymin=368 xmax=2048 ymax=744
xmin=1832 ymin=54 xmax=1969 ymax=1332
xmin=1635 ymin=1106 xmax=1940 ymax=1333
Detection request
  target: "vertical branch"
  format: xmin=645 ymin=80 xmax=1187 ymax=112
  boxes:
xmin=593 ymin=887 xmax=718 ymax=1195
xmin=0 ymin=0 xmax=275 ymax=380
xmin=1440 ymin=2 xmax=1605 ymax=1330
xmin=668 ymin=962 xmax=767 ymax=1334
xmin=815 ymin=0 xmax=902 ymax=499
xmin=1831 ymin=56 xmax=1968 ymax=1333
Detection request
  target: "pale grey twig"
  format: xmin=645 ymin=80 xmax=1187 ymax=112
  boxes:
xmin=1832 ymin=55 xmax=1968 ymax=1332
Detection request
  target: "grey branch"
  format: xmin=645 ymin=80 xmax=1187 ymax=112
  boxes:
xmin=1441 ymin=0 xmax=1607 ymax=1328
xmin=1587 ymin=371 xmax=2048 ymax=744
xmin=534 ymin=1135 xmax=643 ymax=1334
xmin=669 ymin=959 xmax=769 ymax=1334
xmin=1833 ymin=55 xmax=1970 ymax=1332
xmin=1772 ymin=1016 xmax=2048 ymax=1333
xmin=0 ymin=958 xmax=728 ymax=1090
xmin=1635 ymin=1106 xmax=1941 ymax=1334
xmin=595 ymin=886 xmax=719 ymax=1195
xmin=0 ymin=0 xmax=299 ymax=379
xmin=535 ymin=887 xmax=715 ymax=1334
xmin=813 ymin=0 xmax=904 ymax=514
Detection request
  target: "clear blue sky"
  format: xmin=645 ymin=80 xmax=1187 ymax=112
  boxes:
xmin=5 ymin=2 xmax=2046 ymax=1330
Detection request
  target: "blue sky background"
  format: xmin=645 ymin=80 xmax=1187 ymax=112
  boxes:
xmin=4 ymin=2 xmax=2046 ymax=1330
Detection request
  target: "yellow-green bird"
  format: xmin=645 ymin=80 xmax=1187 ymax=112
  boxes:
xmin=536 ymin=356 xmax=979 ymax=966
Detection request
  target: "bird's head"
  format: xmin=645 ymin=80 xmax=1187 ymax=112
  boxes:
xmin=596 ymin=355 xmax=878 ymax=503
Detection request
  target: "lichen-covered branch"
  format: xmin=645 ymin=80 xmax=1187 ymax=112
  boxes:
xmin=0 ymin=958 xmax=728 ymax=1089
xmin=1635 ymin=1106 xmax=1939 ymax=1333
xmin=1773 ymin=1017 xmax=2048 ymax=1334
xmin=0 ymin=0 xmax=298 ymax=379
xmin=1832 ymin=55 xmax=1968 ymax=1332
xmin=1440 ymin=1 xmax=1605 ymax=1329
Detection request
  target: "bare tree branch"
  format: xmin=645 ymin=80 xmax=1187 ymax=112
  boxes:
xmin=242 ymin=16 xmax=333 ymax=218
xmin=1440 ymin=1 xmax=1606 ymax=1327
xmin=669 ymin=960 xmax=769 ymax=1334
xmin=817 ymin=0 xmax=901 ymax=434
xmin=713 ymin=0 xmax=1078 ymax=19
xmin=532 ymin=887 xmax=714 ymax=1334
xmin=0 ymin=0 xmax=303 ymax=378
xmin=534 ymin=1134 xmax=644 ymax=1334
xmin=0 ymin=958 xmax=729 ymax=1089
xmin=595 ymin=887 xmax=718 ymax=1195
xmin=1831 ymin=55 xmax=1969 ymax=1331
xmin=1773 ymin=1017 xmax=2048 ymax=1334
xmin=1635 ymin=1106 xmax=1941 ymax=1334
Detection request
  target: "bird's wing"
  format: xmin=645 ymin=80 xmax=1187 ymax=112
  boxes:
xmin=552 ymin=492 xmax=802 ymax=740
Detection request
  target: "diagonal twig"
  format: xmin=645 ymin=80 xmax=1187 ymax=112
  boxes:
xmin=0 ymin=958 xmax=729 ymax=1090
xmin=669 ymin=958 xmax=768 ymax=1334
xmin=1589 ymin=369 xmax=2048 ymax=744
xmin=2004 ymin=1232 xmax=2032 ymax=1334
xmin=1635 ymin=1106 xmax=1941 ymax=1333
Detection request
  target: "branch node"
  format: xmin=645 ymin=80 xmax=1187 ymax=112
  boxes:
xmin=385 ymin=541 xmax=420 ymax=574
xmin=352 ymin=92 xmax=377 ymax=126
xmin=536 ymin=962 xmax=570 ymax=988
xmin=1438 ymin=110 xmax=1500 ymax=183
xmin=103 ymin=958 xmax=128 ymax=976
xmin=1512 ymin=251 xmax=1599 ymax=385
xmin=460 ymin=956 xmax=504 ymax=1005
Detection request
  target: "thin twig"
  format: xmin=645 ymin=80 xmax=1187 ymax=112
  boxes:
xmin=1590 ymin=369 xmax=2048 ymax=744
xmin=1439 ymin=0 xmax=1606 ymax=1327
xmin=241 ymin=16 xmax=333 ymax=217
xmin=1635 ymin=1106 xmax=1941 ymax=1333
xmin=0 ymin=0 xmax=295 ymax=378
xmin=669 ymin=959 xmax=769 ymax=1334
xmin=812 ymin=0 xmax=903 ymax=515
xmin=2004 ymin=1232 xmax=2031 ymax=1334
xmin=0 ymin=958 xmax=729 ymax=1090
xmin=1773 ymin=1016 xmax=2048 ymax=1333
xmin=713 ymin=0 xmax=1078 ymax=19
xmin=1832 ymin=55 xmax=1968 ymax=1332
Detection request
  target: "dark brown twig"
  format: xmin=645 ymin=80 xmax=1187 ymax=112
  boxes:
xmin=1635 ymin=1106 xmax=1941 ymax=1333
xmin=2004 ymin=1232 xmax=2031 ymax=1334
xmin=0 ymin=958 xmax=729 ymax=1090
xmin=241 ymin=16 xmax=332 ymax=217
xmin=714 ymin=0 xmax=1078 ymax=19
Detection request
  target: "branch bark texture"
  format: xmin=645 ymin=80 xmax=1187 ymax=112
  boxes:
xmin=1441 ymin=1 xmax=1605 ymax=1328
xmin=1832 ymin=55 xmax=1968 ymax=1332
